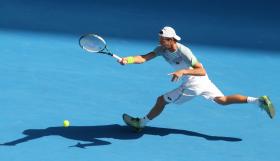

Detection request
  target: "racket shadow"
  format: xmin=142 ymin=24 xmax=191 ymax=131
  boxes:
xmin=0 ymin=124 xmax=242 ymax=148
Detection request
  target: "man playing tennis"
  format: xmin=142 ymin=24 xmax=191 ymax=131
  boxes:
xmin=119 ymin=26 xmax=275 ymax=131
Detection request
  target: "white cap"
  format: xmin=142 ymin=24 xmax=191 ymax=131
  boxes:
xmin=159 ymin=26 xmax=181 ymax=41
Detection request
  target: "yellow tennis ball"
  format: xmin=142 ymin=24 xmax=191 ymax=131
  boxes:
xmin=63 ymin=120 xmax=70 ymax=127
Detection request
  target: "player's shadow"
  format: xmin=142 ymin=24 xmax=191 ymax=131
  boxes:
xmin=0 ymin=124 xmax=241 ymax=148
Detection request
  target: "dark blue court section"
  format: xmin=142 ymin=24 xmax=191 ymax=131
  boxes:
xmin=0 ymin=1 xmax=279 ymax=161
xmin=1 ymin=0 xmax=280 ymax=51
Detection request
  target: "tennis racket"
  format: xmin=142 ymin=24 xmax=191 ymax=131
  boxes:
xmin=79 ymin=34 xmax=122 ymax=61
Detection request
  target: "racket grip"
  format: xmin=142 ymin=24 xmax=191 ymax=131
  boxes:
xmin=112 ymin=54 xmax=122 ymax=61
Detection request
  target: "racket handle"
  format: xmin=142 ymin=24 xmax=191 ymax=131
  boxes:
xmin=112 ymin=54 xmax=122 ymax=61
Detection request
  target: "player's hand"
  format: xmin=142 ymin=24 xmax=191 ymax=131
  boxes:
xmin=118 ymin=58 xmax=128 ymax=65
xmin=168 ymin=70 xmax=184 ymax=82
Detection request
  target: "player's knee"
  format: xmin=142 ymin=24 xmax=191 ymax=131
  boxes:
xmin=214 ymin=97 xmax=228 ymax=105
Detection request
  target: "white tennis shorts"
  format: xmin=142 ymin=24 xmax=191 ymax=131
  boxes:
xmin=163 ymin=80 xmax=224 ymax=104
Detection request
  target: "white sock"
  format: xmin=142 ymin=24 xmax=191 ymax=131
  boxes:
xmin=140 ymin=116 xmax=150 ymax=127
xmin=247 ymin=97 xmax=261 ymax=105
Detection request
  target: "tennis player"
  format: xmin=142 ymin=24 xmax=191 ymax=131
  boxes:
xmin=119 ymin=26 xmax=275 ymax=131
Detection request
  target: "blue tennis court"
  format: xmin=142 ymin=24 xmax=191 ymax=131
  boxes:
xmin=1 ymin=1 xmax=279 ymax=161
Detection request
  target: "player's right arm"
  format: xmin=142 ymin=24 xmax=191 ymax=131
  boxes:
xmin=119 ymin=52 xmax=157 ymax=65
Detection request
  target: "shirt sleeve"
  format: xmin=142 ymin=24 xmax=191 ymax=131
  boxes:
xmin=179 ymin=45 xmax=198 ymax=67
xmin=153 ymin=46 xmax=163 ymax=56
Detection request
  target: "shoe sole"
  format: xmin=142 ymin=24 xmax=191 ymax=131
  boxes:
xmin=263 ymin=96 xmax=275 ymax=119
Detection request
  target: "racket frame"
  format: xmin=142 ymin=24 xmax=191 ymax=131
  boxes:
xmin=79 ymin=34 xmax=122 ymax=61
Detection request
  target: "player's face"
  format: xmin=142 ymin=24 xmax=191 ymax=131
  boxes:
xmin=159 ymin=36 xmax=173 ymax=48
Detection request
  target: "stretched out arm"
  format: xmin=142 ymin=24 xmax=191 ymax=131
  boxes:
xmin=119 ymin=52 xmax=157 ymax=65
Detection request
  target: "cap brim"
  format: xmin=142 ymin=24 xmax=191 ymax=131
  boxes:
xmin=174 ymin=35 xmax=181 ymax=41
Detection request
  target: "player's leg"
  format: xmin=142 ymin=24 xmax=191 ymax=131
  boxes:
xmin=201 ymin=81 xmax=275 ymax=119
xmin=123 ymin=85 xmax=195 ymax=131
xmin=200 ymin=81 xmax=258 ymax=105
xmin=214 ymin=95 xmax=248 ymax=105
xmin=146 ymin=95 xmax=169 ymax=120
xmin=123 ymin=95 xmax=168 ymax=131
xmin=214 ymin=95 xmax=275 ymax=119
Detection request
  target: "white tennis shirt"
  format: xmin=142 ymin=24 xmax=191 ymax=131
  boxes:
xmin=153 ymin=43 xmax=210 ymax=85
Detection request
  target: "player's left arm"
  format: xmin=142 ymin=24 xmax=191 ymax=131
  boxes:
xmin=169 ymin=62 xmax=206 ymax=82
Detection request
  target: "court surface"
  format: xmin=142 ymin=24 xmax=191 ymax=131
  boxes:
xmin=0 ymin=30 xmax=279 ymax=161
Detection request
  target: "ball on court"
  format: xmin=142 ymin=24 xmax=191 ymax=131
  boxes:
xmin=63 ymin=120 xmax=70 ymax=127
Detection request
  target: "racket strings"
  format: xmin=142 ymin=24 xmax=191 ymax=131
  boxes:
xmin=79 ymin=35 xmax=106 ymax=52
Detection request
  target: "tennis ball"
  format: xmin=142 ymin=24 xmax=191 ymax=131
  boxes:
xmin=63 ymin=120 xmax=70 ymax=127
